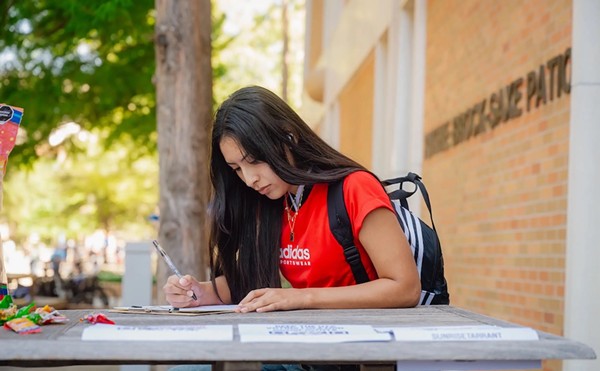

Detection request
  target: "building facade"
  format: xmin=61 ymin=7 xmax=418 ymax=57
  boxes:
xmin=302 ymin=1 xmax=599 ymax=370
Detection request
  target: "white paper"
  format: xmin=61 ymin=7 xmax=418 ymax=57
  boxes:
xmin=82 ymin=324 xmax=233 ymax=341
xmin=392 ymin=325 xmax=539 ymax=341
xmin=112 ymin=304 xmax=238 ymax=313
xmin=179 ymin=304 xmax=239 ymax=313
xmin=375 ymin=325 xmax=496 ymax=333
xmin=112 ymin=305 xmax=172 ymax=312
xmin=239 ymin=324 xmax=391 ymax=343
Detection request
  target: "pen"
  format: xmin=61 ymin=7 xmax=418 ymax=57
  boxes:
xmin=152 ymin=239 xmax=198 ymax=301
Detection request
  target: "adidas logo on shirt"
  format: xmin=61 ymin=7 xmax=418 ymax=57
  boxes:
xmin=280 ymin=244 xmax=311 ymax=266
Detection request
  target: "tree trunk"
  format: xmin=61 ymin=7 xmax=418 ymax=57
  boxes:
xmin=154 ymin=0 xmax=212 ymax=302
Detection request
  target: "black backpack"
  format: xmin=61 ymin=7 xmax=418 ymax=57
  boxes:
xmin=327 ymin=172 xmax=450 ymax=305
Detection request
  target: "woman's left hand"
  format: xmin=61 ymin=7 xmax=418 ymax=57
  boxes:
xmin=237 ymin=288 xmax=308 ymax=313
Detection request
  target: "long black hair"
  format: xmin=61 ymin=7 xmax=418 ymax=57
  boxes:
xmin=209 ymin=85 xmax=366 ymax=303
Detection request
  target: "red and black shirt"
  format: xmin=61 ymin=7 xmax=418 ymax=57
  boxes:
xmin=280 ymin=171 xmax=394 ymax=288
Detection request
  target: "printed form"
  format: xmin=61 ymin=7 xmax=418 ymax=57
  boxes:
xmin=82 ymin=324 xmax=233 ymax=341
xmin=239 ymin=324 xmax=391 ymax=343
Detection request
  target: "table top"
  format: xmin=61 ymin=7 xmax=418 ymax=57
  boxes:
xmin=0 ymin=306 xmax=595 ymax=367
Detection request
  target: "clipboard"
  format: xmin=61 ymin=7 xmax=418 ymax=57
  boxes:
xmin=109 ymin=304 xmax=238 ymax=316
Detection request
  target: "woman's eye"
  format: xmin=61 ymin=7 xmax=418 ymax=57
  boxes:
xmin=232 ymin=167 xmax=242 ymax=173
xmin=242 ymin=153 xmax=260 ymax=165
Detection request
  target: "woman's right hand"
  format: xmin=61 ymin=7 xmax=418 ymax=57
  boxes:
xmin=163 ymin=274 xmax=203 ymax=308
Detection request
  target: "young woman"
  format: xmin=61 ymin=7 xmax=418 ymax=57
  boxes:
xmin=163 ymin=86 xmax=421 ymax=312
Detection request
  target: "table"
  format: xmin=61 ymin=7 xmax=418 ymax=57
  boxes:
xmin=0 ymin=306 xmax=595 ymax=370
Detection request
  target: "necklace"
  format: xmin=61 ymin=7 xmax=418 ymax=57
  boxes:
xmin=285 ymin=185 xmax=305 ymax=242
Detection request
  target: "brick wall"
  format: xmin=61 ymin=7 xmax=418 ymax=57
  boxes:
xmin=424 ymin=1 xmax=572 ymax=369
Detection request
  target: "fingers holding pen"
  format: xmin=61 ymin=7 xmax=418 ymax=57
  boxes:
xmin=163 ymin=274 xmax=199 ymax=307
xmin=178 ymin=275 xmax=199 ymax=299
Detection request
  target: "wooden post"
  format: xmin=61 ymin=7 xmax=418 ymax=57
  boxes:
xmin=154 ymin=0 xmax=213 ymax=301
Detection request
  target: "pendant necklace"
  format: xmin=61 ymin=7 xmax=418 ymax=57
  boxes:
xmin=285 ymin=184 xmax=305 ymax=242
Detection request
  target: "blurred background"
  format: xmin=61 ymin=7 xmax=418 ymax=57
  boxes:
xmin=1 ymin=1 xmax=598 ymax=371
xmin=0 ymin=0 xmax=306 ymax=309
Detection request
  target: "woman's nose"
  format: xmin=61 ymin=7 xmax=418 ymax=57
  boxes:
xmin=241 ymin=168 xmax=258 ymax=188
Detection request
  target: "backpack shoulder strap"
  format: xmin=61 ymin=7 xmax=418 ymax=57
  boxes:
xmin=382 ymin=172 xmax=439 ymax=237
xmin=327 ymin=179 xmax=370 ymax=284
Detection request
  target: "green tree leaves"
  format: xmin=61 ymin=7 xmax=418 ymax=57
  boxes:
xmin=0 ymin=0 xmax=157 ymax=167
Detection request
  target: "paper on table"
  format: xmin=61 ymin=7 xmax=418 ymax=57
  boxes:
xmin=110 ymin=304 xmax=238 ymax=315
xmin=239 ymin=324 xmax=391 ymax=343
xmin=392 ymin=325 xmax=539 ymax=341
xmin=82 ymin=323 xmax=233 ymax=341
xmin=179 ymin=305 xmax=238 ymax=312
